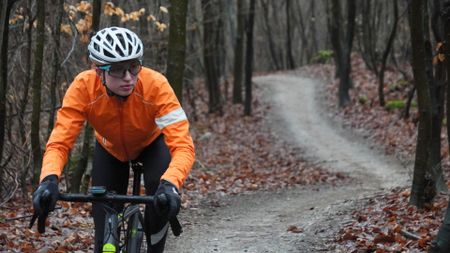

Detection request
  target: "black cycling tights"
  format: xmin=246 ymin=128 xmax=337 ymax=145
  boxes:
xmin=92 ymin=135 xmax=171 ymax=253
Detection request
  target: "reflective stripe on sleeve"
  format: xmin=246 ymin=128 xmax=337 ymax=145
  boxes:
xmin=155 ymin=107 xmax=187 ymax=129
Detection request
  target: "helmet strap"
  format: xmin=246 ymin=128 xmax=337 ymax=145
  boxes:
xmin=101 ymin=70 xmax=129 ymax=101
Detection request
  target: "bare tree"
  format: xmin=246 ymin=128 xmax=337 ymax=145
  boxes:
xmin=260 ymin=0 xmax=282 ymax=70
xmin=69 ymin=0 xmax=103 ymax=193
xmin=31 ymin=0 xmax=46 ymax=184
xmin=47 ymin=0 xmax=65 ymax=139
xmin=358 ymin=0 xmax=399 ymax=106
xmin=286 ymin=0 xmax=295 ymax=69
xmin=428 ymin=0 xmax=447 ymax=194
xmin=0 ymin=0 xmax=17 ymax=194
xmin=408 ymin=0 xmax=435 ymax=208
xmin=233 ymin=0 xmax=245 ymax=104
xmin=18 ymin=0 xmax=34 ymax=189
xmin=330 ymin=0 xmax=356 ymax=107
xmin=244 ymin=0 xmax=256 ymax=116
xmin=202 ymin=0 xmax=223 ymax=114
xmin=166 ymin=0 xmax=188 ymax=102
xmin=430 ymin=3 xmax=450 ymax=251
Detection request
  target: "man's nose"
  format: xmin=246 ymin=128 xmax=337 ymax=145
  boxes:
xmin=122 ymin=69 xmax=133 ymax=80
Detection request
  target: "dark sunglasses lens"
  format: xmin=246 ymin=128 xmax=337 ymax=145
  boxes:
xmin=109 ymin=67 xmax=125 ymax=78
xmin=108 ymin=63 xmax=141 ymax=78
xmin=129 ymin=64 xmax=142 ymax=75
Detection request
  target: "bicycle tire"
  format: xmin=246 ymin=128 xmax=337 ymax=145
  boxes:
xmin=125 ymin=212 xmax=146 ymax=252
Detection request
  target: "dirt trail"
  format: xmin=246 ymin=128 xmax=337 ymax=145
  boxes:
xmin=166 ymin=73 xmax=410 ymax=253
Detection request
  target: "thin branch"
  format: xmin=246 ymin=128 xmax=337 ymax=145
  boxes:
xmin=400 ymin=229 xmax=422 ymax=240
xmin=60 ymin=17 xmax=78 ymax=66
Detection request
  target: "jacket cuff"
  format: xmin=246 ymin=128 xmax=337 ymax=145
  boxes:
xmin=42 ymin=174 xmax=59 ymax=184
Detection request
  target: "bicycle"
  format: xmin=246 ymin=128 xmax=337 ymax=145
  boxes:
xmin=30 ymin=162 xmax=182 ymax=253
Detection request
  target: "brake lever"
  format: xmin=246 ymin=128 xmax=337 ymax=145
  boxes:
xmin=169 ymin=217 xmax=183 ymax=236
xmin=155 ymin=194 xmax=183 ymax=236
xmin=29 ymin=189 xmax=51 ymax=233
xmin=28 ymin=212 xmax=38 ymax=229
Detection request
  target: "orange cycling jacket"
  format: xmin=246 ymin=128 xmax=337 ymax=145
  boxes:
xmin=40 ymin=67 xmax=195 ymax=189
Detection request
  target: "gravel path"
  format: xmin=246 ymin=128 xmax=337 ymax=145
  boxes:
xmin=166 ymin=74 xmax=410 ymax=253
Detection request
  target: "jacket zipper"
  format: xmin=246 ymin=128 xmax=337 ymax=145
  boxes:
xmin=118 ymin=99 xmax=130 ymax=160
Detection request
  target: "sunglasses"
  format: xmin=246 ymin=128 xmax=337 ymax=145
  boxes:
xmin=98 ymin=61 xmax=142 ymax=79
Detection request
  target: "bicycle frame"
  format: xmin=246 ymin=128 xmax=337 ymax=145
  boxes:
xmin=59 ymin=163 xmax=151 ymax=253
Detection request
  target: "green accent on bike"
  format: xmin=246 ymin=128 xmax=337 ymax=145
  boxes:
xmin=130 ymin=228 xmax=138 ymax=237
xmin=102 ymin=243 xmax=116 ymax=253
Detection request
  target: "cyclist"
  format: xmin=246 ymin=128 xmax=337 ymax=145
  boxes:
xmin=30 ymin=26 xmax=195 ymax=252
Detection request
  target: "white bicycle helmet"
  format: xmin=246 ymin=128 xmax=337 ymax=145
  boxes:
xmin=88 ymin=27 xmax=143 ymax=65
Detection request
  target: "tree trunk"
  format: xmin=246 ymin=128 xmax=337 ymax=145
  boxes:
xmin=330 ymin=0 xmax=355 ymax=107
xmin=286 ymin=0 xmax=295 ymax=69
xmin=295 ymin=1 xmax=309 ymax=65
xmin=430 ymin=5 xmax=450 ymax=251
xmin=408 ymin=0 xmax=434 ymax=208
xmin=309 ymin=0 xmax=318 ymax=59
xmin=47 ymin=0 xmax=64 ymax=139
xmin=167 ymin=0 xmax=188 ymax=102
xmin=92 ymin=0 xmax=102 ymax=34
xmin=428 ymin=0 xmax=447 ymax=193
xmin=110 ymin=0 xmax=120 ymax=26
xmin=244 ymin=0 xmax=256 ymax=116
xmin=344 ymin=0 xmax=356 ymax=86
xmin=138 ymin=0 xmax=149 ymax=37
xmin=31 ymin=0 xmax=46 ymax=184
xmin=68 ymin=0 xmax=102 ymax=192
xmin=377 ymin=0 xmax=399 ymax=107
xmin=69 ymin=125 xmax=93 ymax=193
xmin=202 ymin=0 xmax=223 ymax=114
xmin=232 ymin=0 xmax=245 ymax=104
xmin=19 ymin=0 xmax=33 ymax=189
xmin=261 ymin=0 xmax=281 ymax=70
xmin=359 ymin=0 xmax=377 ymax=73
xmin=0 ymin=0 xmax=16 ymax=191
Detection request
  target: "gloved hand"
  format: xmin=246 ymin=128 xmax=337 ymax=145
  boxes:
xmin=154 ymin=180 xmax=181 ymax=220
xmin=29 ymin=175 xmax=59 ymax=233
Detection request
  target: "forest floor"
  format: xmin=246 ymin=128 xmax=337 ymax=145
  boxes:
xmin=166 ymin=58 xmax=450 ymax=252
xmin=1 ymin=57 xmax=449 ymax=252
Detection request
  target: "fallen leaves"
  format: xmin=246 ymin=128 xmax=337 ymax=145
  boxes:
xmin=182 ymin=81 xmax=348 ymax=206
xmin=335 ymin=188 xmax=447 ymax=252
xmin=0 ymin=197 xmax=94 ymax=252
xmin=287 ymin=225 xmax=303 ymax=233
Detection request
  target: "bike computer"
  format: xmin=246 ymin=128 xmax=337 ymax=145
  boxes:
xmin=90 ymin=186 xmax=107 ymax=196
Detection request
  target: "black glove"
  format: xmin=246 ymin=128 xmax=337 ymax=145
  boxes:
xmin=29 ymin=175 xmax=59 ymax=233
xmin=154 ymin=180 xmax=181 ymax=220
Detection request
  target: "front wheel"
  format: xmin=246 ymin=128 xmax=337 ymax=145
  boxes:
xmin=102 ymin=213 xmax=120 ymax=253
xmin=125 ymin=212 xmax=146 ymax=252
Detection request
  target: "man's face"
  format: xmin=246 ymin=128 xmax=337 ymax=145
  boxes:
xmin=99 ymin=59 xmax=142 ymax=97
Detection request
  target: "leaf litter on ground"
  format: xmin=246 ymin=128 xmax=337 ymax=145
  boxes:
xmin=296 ymin=54 xmax=449 ymax=252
